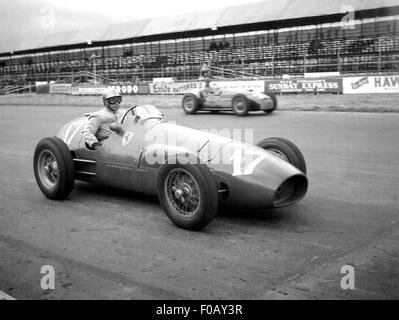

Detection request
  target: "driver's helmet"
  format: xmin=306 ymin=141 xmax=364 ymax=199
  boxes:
xmin=103 ymin=88 xmax=122 ymax=103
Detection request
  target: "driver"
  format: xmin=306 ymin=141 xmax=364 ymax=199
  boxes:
xmin=82 ymin=88 xmax=124 ymax=150
xmin=201 ymin=78 xmax=220 ymax=98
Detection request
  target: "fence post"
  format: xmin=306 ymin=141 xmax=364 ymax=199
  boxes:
xmin=184 ymin=63 xmax=186 ymax=80
xmin=272 ymin=55 xmax=275 ymax=76
xmin=303 ymin=53 xmax=307 ymax=74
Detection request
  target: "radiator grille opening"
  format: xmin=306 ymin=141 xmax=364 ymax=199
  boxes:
xmin=273 ymin=175 xmax=308 ymax=207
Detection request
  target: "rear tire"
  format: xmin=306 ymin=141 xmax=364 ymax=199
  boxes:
xmin=263 ymin=91 xmax=277 ymax=114
xmin=232 ymin=95 xmax=249 ymax=116
xmin=33 ymin=137 xmax=75 ymax=200
xmin=256 ymin=137 xmax=306 ymax=174
xmin=182 ymin=94 xmax=199 ymax=114
xmin=158 ymin=163 xmax=218 ymax=230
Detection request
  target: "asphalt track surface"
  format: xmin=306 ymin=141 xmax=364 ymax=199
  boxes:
xmin=0 ymin=105 xmax=398 ymax=300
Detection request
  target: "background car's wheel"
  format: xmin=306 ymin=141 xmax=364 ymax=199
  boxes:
xmin=33 ymin=137 xmax=75 ymax=200
xmin=263 ymin=91 xmax=278 ymax=114
xmin=256 ymin=137 xmax=307 ymax=174
xmin=232 ymin=94 xmax=249 ymax=116
xmin=158 ymin=163 xmax=218 ymax=230
xmin=182 ymin=94 xmax=199 ymax=114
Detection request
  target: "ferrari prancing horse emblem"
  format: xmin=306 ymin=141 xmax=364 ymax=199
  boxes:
xmin=122 ymin=131 xmax=134 ymax=146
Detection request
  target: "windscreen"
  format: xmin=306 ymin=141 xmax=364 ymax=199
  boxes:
xmin=134 ymin=105 xmax=164 ymax=120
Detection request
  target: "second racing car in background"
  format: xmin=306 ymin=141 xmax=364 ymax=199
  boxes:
xmin=182 ymin=82 xmax=277 ymax=116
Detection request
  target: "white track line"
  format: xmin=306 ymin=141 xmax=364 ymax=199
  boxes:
xmin=0 ymin=290 xmax=16 ymax=300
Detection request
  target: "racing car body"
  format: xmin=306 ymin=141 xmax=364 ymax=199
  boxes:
xmin=182 ymin=86 xmax=277 ymax=116
xmin=34 ymin=105 xmax=307 ymax=230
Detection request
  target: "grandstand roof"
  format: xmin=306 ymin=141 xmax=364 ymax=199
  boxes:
xmin=101 ymin=19 xmax=150 ymax=42
xmin=2 ymin=0 xmax=398 ymax=55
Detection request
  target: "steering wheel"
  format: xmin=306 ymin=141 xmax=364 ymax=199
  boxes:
xmin=121 ymin=105 xmax=137 ymax=124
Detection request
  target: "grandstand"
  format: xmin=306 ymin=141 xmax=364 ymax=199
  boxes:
xmin=0 ymin=0 xmax=398 ymax=86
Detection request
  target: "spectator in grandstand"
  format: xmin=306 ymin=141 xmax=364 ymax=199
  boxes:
xmin=82 ymin=88 xmax=123 ymax=150
xmin=308 ymin=38 xmax=322 ymax=55
xmin=209 ymin=41 xmax=217 ymax=51
xmin=200 ymin=61 xmax=210 ymax=78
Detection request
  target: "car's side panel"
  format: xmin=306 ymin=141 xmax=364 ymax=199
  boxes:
xmin=193 ymin=88 xmax=276 ymax=112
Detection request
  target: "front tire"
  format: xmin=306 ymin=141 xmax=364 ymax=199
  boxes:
xmin=256 ymin=137 xmax=306 ymax=174
xmin=33 ymin=137 xmax=75 ymax=200
xmin=182 ymin=94 xmax=199 ymax=114
xmin=232 ymin=95 xmax=249 ymax=116
xmin=158 ymin=163 xmax=218 ymax=230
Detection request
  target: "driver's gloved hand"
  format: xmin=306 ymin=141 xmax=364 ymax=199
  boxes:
xmin=91 ymin=142 xmax=102 ymax=150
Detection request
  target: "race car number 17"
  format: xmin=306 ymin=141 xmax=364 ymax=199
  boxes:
xmin=229 ymin=149 xmax=267 ymax=176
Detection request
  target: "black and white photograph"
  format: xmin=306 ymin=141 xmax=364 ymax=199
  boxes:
xmin=0 ymin=0 xmax=398 ymax=306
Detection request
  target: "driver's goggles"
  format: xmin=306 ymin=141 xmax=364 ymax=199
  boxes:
xmin=108 ymin=97 xmax=122 ymax=104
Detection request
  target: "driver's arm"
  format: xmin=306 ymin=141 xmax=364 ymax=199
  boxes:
xmin=115 ymin=109 xmax=124 ymax=124
xmin=82 ymin=115 xmax=101 ymax=148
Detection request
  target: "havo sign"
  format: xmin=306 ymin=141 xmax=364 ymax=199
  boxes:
xmin=109 ymin=84 xmax=149 ymax=95
xmin=265 ymin=78 xmax=342 ymax=93
xmin=343 ymin=75 xmax=399 ymax=94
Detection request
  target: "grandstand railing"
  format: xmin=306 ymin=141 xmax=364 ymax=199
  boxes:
xmin=0 ymin=85 xmax=35 ymax=95
xmin=1 ymin=55 xmax=398 ymax=85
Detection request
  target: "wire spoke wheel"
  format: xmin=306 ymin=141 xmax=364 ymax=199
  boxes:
xmin=182 ymin=94 xmax=199 ymax=114
xmin=232 ymin=95 xmax=249 ymax=116
xmin=233 ymin=98 xmax=245 ymax=111
xmin=266 ymin=147 xmax=289 ymax=162
xmin=37 ymin=149 xmax=59 ymax=190
xmin=158 ymin=162 xmax=218 ymax=230
xmin=183 ymin=96 xmax=194 ymax=111
xmin=256 ymin=137 xmax=307 ymax=174
xmin=33 ymin=137 xmax=75 ymax=200
xmin=165 ymin=168 xmax=201 ymax=218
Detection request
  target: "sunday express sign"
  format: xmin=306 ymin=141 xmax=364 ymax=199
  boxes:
xmin=343 ymin=75 xmax=399 ymax=94
xmin=265 ymin=78 xmax=342 ymax=93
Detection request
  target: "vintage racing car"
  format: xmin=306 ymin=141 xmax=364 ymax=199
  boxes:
xmin=182 ymin=85 xmax=277 ymax=116
xmin=33 ymin=105 xmax=307 ymax=230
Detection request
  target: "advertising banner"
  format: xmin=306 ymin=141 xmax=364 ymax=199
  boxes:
xmin=49 ymin=83 xmax=72 ymax=94
xmin=211 ymin=80 xmax=265 ymax=93
xmin=149 ymin=82 xmax=202 ymax=95
xmin=343 ymin=75 xmax=399 ymax=94
xmin=264 ymin=78 xmax=342 ymax=94
xmin=153 ymin=77 xmax=175 ymax=83
xmin=108 ymin=84 xmax=149 ymax=95
xmin=71 ymin=85 xmax=108 ymax=95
